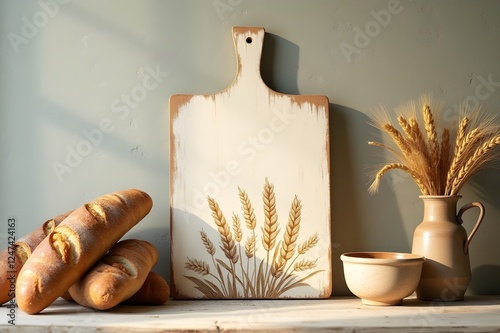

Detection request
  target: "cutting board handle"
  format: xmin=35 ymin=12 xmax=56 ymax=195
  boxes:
xmin=232 ymin=26 xmax=266 ymax=83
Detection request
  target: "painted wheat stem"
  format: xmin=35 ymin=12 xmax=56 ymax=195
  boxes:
xmin=245 ymin=234 xmax=256 ymax=258
xmin=200 ymin=230 xmax=216 ymax=256
xmin=239 ymin=187 xmax=259 ymax=292
xmin=294 ymin=258 xmax=318 ymax=272
xmin=232 ymin=213 xmax=242 ymax=243
xmin=185 ymin=258 xmax=210 ymax=276
xmin=262 ymin=178 xmax=279 ymax=251
xmin=208 ymin=196 xmax=239 ymax=264
xmin=273 ymin=196 xmax=302 ymax=277
xmin=238 ymin=187 xmax=257 ymax=230
xmin=298 ymin=234 xmax=319 ymax=255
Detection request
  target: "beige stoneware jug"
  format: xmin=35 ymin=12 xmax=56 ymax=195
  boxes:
xmin=411 ymin=195 xmax=484 ymax=301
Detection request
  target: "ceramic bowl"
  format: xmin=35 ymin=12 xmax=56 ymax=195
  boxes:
xmin=341 ymin=252 xmax=425 ymax=306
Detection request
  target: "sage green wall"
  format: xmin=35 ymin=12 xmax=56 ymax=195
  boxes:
xmin=1 ymin=0 xmax=499 ymax=296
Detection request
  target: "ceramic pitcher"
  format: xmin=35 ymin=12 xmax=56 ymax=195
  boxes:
xmin=411 ymin=195 xmax=484 ymax=301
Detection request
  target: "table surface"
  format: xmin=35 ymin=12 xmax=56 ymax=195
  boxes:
xmin=1 ymin=296 xmax=500 ymax=332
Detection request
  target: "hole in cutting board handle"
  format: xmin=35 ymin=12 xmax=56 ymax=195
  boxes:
xmin=246 ymin=37 xmax=252 ymax=44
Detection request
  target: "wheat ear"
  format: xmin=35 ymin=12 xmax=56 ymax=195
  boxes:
xmin=369 ymin=163 xmax=428 ymax=195
xmin=272 ymin=196 xmax=301 ymax=277
xmin=185 ymin=258 xmax=210 ymax=275
xmin=383 ymin=123 xmax=413 ymax=159
xmin=445 ymin=128 xmax=483 ymax=194
xmin=262 ymin=178 xmax=279 ymax=251
xmin=239 ymin=187 xmax=257 ymax=230
xmin=453 ymin=116 xmax=470 ymax=158
xmin=208 ymin=196 xmax=239 ymax=264
xmin=298 ymin=233 xmax=319 ymax=255
xmin=200 ymin=230 xmax=216 ymax=256
xmin=423 ymin=104 xmax=439 ymax=162
xmin=294 ymin=258 xmax=318 ymax=272
xmin=398 ymin=115 xmax=413 ymax=139
xmin=245 ymin=234 xmax=256 ymax=258
xmin=449 ymin=134 xmax=500 ymax=194
xmin=232 ymin=213 xmax=242 ymax=243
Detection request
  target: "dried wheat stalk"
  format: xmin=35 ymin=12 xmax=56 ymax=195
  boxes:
xmin=448 ymin=134 xmax=500 ymax=194
xmin=438 ymin=128 xmax=451 ymax=193
xmin=368 ymin=96 xmax=500 ymax=196
xmin=298 ymin=234 xmax=319 ymax=255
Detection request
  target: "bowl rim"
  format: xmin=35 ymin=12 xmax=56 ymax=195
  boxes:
xmin=340 ymin=251 xmax=425 ymax=264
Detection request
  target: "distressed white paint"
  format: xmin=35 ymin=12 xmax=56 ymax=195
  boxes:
xmin=170 ymin=27 xmax=331 ymax=298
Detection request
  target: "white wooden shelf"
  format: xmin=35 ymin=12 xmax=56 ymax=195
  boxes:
xmin=2 ymin=296 xmax=500 ymax=332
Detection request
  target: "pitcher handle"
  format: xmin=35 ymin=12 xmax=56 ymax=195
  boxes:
xmin=457 ymin=202 xmax=485 ymax=254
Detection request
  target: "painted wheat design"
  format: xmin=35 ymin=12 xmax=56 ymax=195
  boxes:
xmin=368 ymin=95 xmax=500 ymax=195
xmin=272 ymin=196 xmax=301 ymax=278
xmin=184 ymin=179 xmax=322 ymax=298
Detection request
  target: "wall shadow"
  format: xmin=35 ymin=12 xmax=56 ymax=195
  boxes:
xmin=470 ymin=265 xmax=500 ymax=295
xmin=260 ymin=32 xmax=300 ymax=95
xmin=329 ymin=103 xmax=408 ymax=296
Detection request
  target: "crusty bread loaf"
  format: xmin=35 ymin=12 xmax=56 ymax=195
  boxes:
xmin=63 ymin=271 xmax=170 ymax=306
xmin=16 ymin=189 xmax=152 ymax=314
xmin=68 ymin=239 xmax=158 ymax=310
xmin=123 ymin=271 xmax=170 ymax=305
xmin=0 ymin=211 xmax=71 ymax=305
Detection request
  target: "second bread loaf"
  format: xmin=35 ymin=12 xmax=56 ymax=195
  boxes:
xmin=68 ymin=239 xmax=158 ymax=310
xmin=15 ymin=189 xmax=153 ymax=314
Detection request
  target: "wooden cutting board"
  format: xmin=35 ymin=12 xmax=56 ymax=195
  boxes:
xmin=170 ymin=27 xmax=331 ymax=299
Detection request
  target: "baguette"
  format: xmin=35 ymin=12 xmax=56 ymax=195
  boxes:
xmin=68 ymin=239 xmax=158 ymax=310
xmin=0 ymin=211 xmax=71 ymax=305
xmin=123 ymin=271 xmax=170 ymax=305
xmin=63 ymin=271 xmax=170 ymax=306
xmin=16 ymin=189 xmax=152 ymax=314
